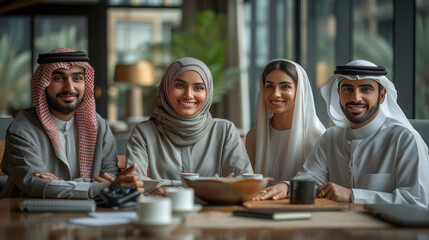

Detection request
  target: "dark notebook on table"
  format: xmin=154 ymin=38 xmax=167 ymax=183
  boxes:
xmin=365 ymin=204 xmax=429 ymax=227
xmin=233 ymin=208 xmax=311 ymax=221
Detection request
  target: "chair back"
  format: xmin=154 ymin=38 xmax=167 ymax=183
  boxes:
xmin=409 ymin=119 xmax=429 ymax=148
xmin=0 ymin=118 xmax=13 ymax=190
xmin=0 ymin=140 xmax=5 ymax=176
xmin=0 ymin=118 xmax=13 ymax=140
xmin=0 ymin=140 xmax=6 ymax=191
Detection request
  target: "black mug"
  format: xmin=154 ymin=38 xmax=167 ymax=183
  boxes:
xmin=290 ymin=180 xmax=315 ymax=204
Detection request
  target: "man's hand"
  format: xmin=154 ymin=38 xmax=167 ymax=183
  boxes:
xmin=252 ymin=182 xmax=288 ymax=201
xmin=110 ymin=164 xmax=144 ymax=193
xmin=34 ymin=172 xmax=63 ymax=180
xmin=94 ymin=173 xmax=115 ymax=183
xmin=151 ymin=187 xmax=165 ymax=196
xmin=318 ymin=182 xmax=352 ymax=202
xmin=226 ymin=173 xmax=235 ymax=178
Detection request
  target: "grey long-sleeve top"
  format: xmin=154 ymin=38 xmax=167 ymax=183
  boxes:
xmin=126 ymin=118 xmax=253 ymax=186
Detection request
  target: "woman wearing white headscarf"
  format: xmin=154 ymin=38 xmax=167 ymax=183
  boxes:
xmin=246 ymin=59 xmax=325 ymax=200
xmin=126 ymin=57 xmax=253 ymax=187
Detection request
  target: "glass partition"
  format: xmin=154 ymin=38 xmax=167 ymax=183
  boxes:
xmin=416 ymin=0 xmax=429 ymax=119
xmin=0 ymin=17 xmax=31 ymax=117
xmin=107 ymin=8 xmax=181 ymax=121
xmin=34 ymin=16 xmax=88 ymax=66
xmin=353 ymin=0 xmax=393 ymax=81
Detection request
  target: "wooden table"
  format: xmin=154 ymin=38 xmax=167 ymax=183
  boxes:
xmin=1 ymin=198 xmax=428 ymax=240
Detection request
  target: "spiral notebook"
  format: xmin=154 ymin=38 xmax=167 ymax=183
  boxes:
xmin=20 ymin=199 xmax=96 ymax=212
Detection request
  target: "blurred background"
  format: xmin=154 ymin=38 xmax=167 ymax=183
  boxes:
xmin=0 ymin=0 xmax=428 ymax=140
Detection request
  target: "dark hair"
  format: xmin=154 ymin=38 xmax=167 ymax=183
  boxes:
xmin=377 ymin=82 xmax=385 ymax=93
xmin=261 ymin=60 xmax=298 ymax=85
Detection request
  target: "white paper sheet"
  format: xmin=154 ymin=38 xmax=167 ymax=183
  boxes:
xmin=89 ymin=211 xmax=138 ymax=219
xmin=69 ymin=211 xmax=138 ymax=227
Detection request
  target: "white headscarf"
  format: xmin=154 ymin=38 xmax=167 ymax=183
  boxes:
xmin=320 ymin=59 xmax=412 ymax=129
xmin=252 ymin=59 xmax=326 ymax=181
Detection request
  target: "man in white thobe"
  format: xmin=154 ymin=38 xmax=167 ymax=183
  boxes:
xmin=259 ymin=60 xmax=429 ymax=207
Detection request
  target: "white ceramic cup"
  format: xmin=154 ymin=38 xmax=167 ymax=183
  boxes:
xmin=180 ymin=173 xmax=199 ymax=187
xmin=242 ymin=174 xmax=263 ymax=179
xmin=165 ymin=187 xmax=195 ymax=211
xmin=137 ymin=197 xmax=172 ymax=224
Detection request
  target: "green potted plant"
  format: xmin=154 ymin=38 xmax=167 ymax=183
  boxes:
xmin=144 ymin=10 xmax=240 ymax=104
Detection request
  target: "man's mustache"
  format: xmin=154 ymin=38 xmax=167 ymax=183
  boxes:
xmin=346 ymin=101 xmax=368 ymax=108
xmin=56 ymin=91 xmax=79 ymax=97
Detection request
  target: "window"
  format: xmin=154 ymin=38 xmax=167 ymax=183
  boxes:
xmin=353 ymin=0 xmax=393 ymax=81
xmin=0 ymin=17 xmax=31 ymax=116
xmin=416 ymin=0 xmax=429 ymax=119
xmin=107 ymin=7 xmax=181 ymax=121
xmin=313 ymin=1 xmax=335 ymax=88
xmin=0 ymin=15 xmax=88 ymax=117
xmin=310 ymin=0 xmax=336 ymax=126
xmin=109 ymin=0 xmax=182 ymax=7
xmin=34 ymin=16 xmax=88 ymax=64
xmin=244 ymin=0 xmax=295 ymax=124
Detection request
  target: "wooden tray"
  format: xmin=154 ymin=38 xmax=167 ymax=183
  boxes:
xmin=243 ymin=198 xmax=349 ymax=211
xmin=183 ymin=177 xmax=272 ymax=204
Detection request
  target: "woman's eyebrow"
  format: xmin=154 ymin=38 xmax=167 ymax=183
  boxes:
xmin=279 ymin=81 xmax=293 ymax=85
xmin=173 ymin=79 xmax=204 ymax=86
xmin=265 ymin=80 xmax=293 ymax=85
xmin=173 ymin=79 xmax=186 ymax=83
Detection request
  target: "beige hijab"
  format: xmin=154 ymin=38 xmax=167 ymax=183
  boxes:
xmin=151 ymin=57 xmax=213 ymax=146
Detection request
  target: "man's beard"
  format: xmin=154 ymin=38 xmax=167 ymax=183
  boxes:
xmin=340 ymin=94 xmax=380 ymax=125
xmin=47 ymin=91 xmax=84 ymax=115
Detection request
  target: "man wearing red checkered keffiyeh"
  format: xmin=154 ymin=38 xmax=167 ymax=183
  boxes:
xmin=33 ymin=48 xmax=97 ymax=178
xmin=1 ymin=48 xmax=143 ymax=199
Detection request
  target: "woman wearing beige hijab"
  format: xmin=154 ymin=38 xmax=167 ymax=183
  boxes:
xmin=126 ymin=57 xmax=253 ymax=187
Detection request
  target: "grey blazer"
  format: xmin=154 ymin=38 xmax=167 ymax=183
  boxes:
xmin=0 ymin=108 xmax=119 ymax=199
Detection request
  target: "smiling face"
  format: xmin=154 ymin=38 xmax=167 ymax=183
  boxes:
xmin=263 ymin=69 xmax=297 ymax=116
xmin=338 ymin=78 xmax=386 ymax=129
xmin=168 ymin=70 xmax=207 ymax=117
xmin=46 ymin=65 xmax=85 ymax=120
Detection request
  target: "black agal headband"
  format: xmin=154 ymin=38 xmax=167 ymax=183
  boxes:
xmin=334 ymin=65 xmax=387 ymax=76
xmin=37 ymin=51 xmax=89 ymax=64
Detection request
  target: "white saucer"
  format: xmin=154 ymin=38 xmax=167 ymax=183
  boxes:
xmin=130 ymin=217 xmax=182 ymax=235
xmin=172 ymin=204 xmax=203 ymax=218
